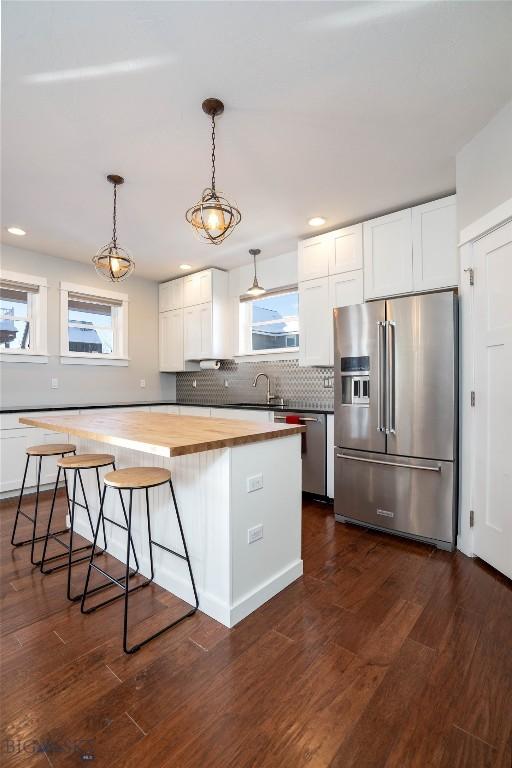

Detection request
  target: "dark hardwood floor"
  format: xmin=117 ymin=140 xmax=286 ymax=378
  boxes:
xmin=1 ymin=489 xmax=511 ymax=768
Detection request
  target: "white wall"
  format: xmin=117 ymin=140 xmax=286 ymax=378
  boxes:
xmin=456 ymin=99 xmax=512 ymax=235
xmin=228 ymin=251 xmax=297 ymax=357
xmin=0 ymin=244 xmax=176 ymax=407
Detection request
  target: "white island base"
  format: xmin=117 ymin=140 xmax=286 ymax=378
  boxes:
xmin=72 ymin=433 xmax=302 ymax=628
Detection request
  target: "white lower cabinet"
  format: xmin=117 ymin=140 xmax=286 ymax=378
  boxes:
xmin=178 ymin=406 xmax=211 ymax=417
xmin=159 ymin=309 xmax=184 ymax=372
xmin=299 ymin=277 xmax=331 ymax=367
xmin=326 ymin=414 xmax=334 ymax=499
xmin=149 ymin=405 xmax=180 ymax=414
xmin=210 ymin=408 xmax=272 ymax=423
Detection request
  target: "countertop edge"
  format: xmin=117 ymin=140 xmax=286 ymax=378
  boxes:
xmin=3 ymin=400 xmax=333 ymax=415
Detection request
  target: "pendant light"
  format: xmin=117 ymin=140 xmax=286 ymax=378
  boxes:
xmin=92 ymin=174 xmax=135 ymax=282
xmin=246 ymin=248 xmax=265 ymax=297
xmin=186 ymin=98 xmax=241 ymax=244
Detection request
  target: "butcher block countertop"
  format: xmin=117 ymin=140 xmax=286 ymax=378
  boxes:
xmin=19 ymin=411 xmax=305 ymax=458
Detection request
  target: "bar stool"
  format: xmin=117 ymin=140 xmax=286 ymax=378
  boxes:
xmin=81 ymin=466 xmax=198 ymax=654
xmin=40 ymin=453 xmax=140 ymax=602
xmin=11 ymin=442 xmax=76 ymax=566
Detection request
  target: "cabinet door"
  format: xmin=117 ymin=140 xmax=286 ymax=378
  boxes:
xmin=169 ymin=278 xmax=184 ymax=310
xmin=299 ymin=277 xmax=330 ymax=367
xmin=158 ymin=282 xmax=173 ymax=313
xmin=328 ymin=271 xmax=364 ymax=364
xmin=0 ymin=428 xmax=37 ymax=492
xmin=363 ymin=208 xmax=413 ymax=299
xmin=330 ymin=224 xmax=363 ymax=274
xmin=210 ymin=408 xmax=272 ymax=423
xmin=298 ymin=234 xmax=332 ymax=282
xmin=183 ymin=271 xmax=212 ymax=307
xmin=159 ymin=309 xmax=184 ymax=372
xmin=198 ymin=303 xmax=213 ymax=358
xmin=183 ymin=306 xmax=200 ymax=360
xmin=412 ymin=195 xmax=458 ymax=291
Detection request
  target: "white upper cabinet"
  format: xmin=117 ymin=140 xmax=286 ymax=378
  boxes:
xmin=298 ymin=277 xmax=330 ymax=367
xmin=412 ymin=195 xmax=457 ymax=291
xmin=183 ymin=270 xmax=212 ymax=307
xmin=330 ymin=224 xmax=363 ymax=275
xmin=159 ymin=309 xmax=184 ymax=372
xmin=159 ymin=277 xmax=183 ymax=312
xmin=298 ymin=234 xmax=331 ymax=281
xmin=328 ymin=271 xmax=364 ymax=364
xmin=183 ymin=302 xmax=216 ymax=361
xmin=363 ymin=208 xmax=413 ymax=299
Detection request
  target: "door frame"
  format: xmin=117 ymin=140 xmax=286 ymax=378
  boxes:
xmin=457 ymin=198 xmax=512 ymax=557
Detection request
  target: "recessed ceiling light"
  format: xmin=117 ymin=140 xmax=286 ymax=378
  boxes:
xmin=179 ymin=264 xmax=192 ymax=270
xmin=7 ymin=227 xmax=26 ymax=236
xmin=308 ymin=217 xmax=326 ymax=227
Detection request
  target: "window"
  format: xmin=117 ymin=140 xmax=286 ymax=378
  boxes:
xmin=60 ymin=282 xmax=128 ymax=364
xmin=0 ymin=271 xmax=47 ymax=359
xmin=239 ymin=287 xmax=299 ymax=355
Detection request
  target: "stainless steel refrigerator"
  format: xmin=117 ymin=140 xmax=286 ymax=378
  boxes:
xmin=333 ymin=290 xmax=458 ymax=549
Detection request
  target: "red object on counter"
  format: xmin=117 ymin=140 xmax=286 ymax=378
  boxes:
xmin=285 ymin=414 xmax=301 ymax=424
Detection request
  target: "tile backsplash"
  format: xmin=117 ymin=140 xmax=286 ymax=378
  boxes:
xmin=176 ymin=359 xmax=334 ymax=410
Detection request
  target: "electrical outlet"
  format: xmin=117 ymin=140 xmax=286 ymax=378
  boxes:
xmin=224 ymin=379 xmax=229 ymax=387
xmin=140 ymin=379 xmax=146 ymax=388
xmin=51 ymin=378 xmax=59 ymax=389
xmin=323 ymin=375 xmax=334 ymax=389
xmin=246 ymin=474 xmax=263 ymax=493
xmin=248 ymin=524 xmax=263 ymax=544
xmin=192 ymin=379 xmax=197 ymax=388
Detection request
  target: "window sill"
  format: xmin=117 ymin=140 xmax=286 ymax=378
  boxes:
xmin=234 ymin=349 xmax=299 ymax=363
xmin=60 ymin=355 xmax=129 ymax=367
xmin=0 ymin=352 xmax=48 ymax=364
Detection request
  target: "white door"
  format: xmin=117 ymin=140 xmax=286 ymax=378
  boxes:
xmin=298 ymin=234 xmax=331 ymax=282
xmin=472 ymin=221 xmax=512 ymax=579
xmin=158 ymin=282 xmax=173 ymax=313
xmin=363 ymin=208 xmax=413 ymax=299
xmin=183 ymin=271 xmax=212 ymax=307
xmin=159 ymin=309 xmax=184 ymax=371
xmin=412 ymin=195 xmax=458 ymax=291
xmin=328 ymin=270 xmax=364 ymax=364
xmin=169 ymin=278 xmax=184 ymax=310
xmin=330 ymin=224 xmax=363 ymax=275
xmin=299 ymin=277 xmax=330 ymax=367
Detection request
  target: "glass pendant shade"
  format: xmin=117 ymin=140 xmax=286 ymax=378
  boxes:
xmin=93 ymin=244 xmax=134 ymax=282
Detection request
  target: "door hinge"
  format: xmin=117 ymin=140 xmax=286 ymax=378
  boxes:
xmin=464 ymin=267 xmax=475 ymax=286
xmin=470 ymin=391 xmax=476 ymax=407
xmin=469 ymin=509 xmax=475 ymax=528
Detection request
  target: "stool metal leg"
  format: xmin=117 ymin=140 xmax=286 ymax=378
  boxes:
xmin=80 ymin=487 xmax=146 ymax=612
xmin=12 ymin=453 xmax=68 ymax=554
xmin=123 ymin=482 xmax=198 ymax=654
xmin=29 ymin=457 xmax=43 ymax=565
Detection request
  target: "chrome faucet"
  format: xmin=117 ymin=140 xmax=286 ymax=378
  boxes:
xmin=252 ymin=372 xmax=283 ymax=406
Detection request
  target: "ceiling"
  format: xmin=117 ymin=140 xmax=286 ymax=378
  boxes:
xmin=2 ymin=1 xmax=512 ymax=281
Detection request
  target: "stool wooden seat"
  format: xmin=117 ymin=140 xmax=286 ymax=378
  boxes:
xmin=82 ymin=465 xmax=197 ymax=654
xmin=58 ymin=453 xmax=115 ymax=470
xmin=104 ymin=467 xmax=171 ymax=490
xmin=26 ymin=443 xmax=76 ymax=456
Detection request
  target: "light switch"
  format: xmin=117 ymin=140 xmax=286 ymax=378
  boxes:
xmin=51 ymin=378 xmax=59 ymax=389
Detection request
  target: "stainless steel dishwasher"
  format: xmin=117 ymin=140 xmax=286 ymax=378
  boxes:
xmin=273 ymin=411 xmax=326 ymax=496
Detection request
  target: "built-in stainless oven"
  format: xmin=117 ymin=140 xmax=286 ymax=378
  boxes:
xmin=273 ymin=411 xmax=326 ymax=496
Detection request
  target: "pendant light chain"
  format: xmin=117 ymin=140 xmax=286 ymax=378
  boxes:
xmin=211 ymin=114 xmax=216 ymax=193
xmin=112 ymin=182 xmax=118 ymax=248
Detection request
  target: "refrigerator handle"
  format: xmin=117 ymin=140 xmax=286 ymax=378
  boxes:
xmin=386 ymin=320 xmax=396 ymax=434
xmin=377 ymin=321 xmax=386 ymax=432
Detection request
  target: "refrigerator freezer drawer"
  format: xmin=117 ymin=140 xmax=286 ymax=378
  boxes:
xmin=334 ymin=449 xmax=455 ymax=544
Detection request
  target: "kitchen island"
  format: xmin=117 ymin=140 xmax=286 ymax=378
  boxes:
xmin=20 ymin=411 xmax=304 ymax=627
